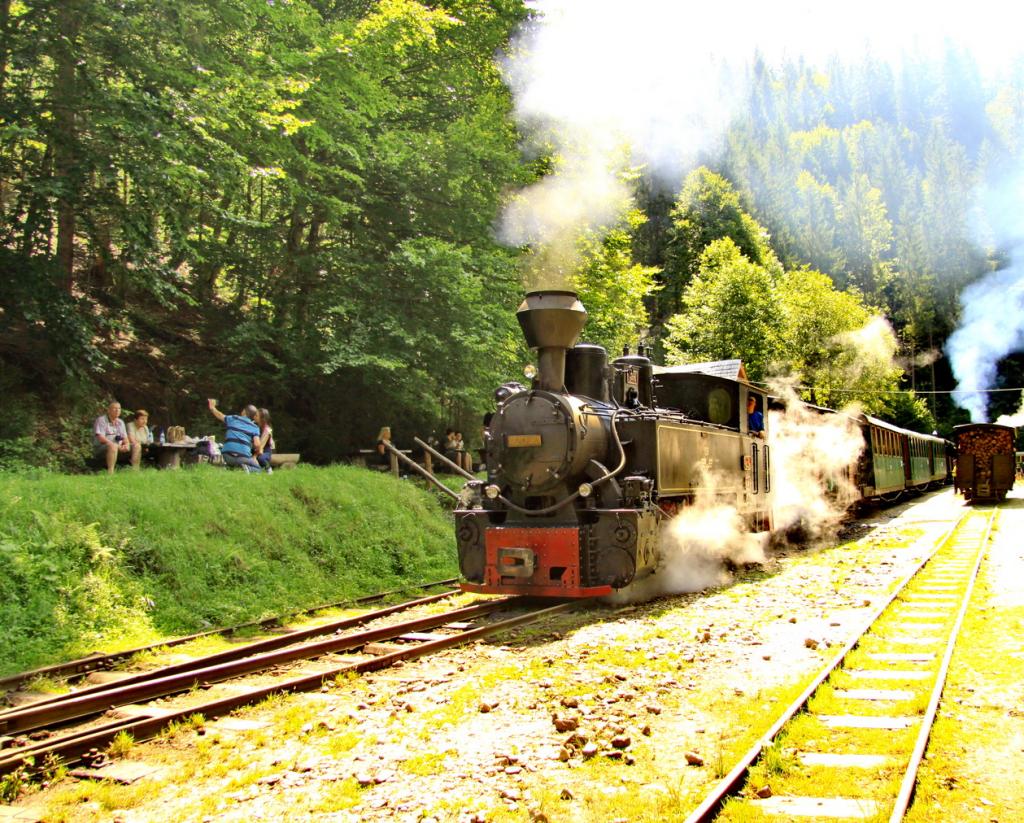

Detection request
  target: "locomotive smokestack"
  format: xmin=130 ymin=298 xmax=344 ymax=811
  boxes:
xmin=517 ymin=290 xmax=587 ymax=391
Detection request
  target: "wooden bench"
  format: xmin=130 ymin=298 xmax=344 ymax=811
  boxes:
xmin=355 ymin=448 xmax=431 ymax=477
xmin=269 ymin=453 xmax=300 ymax=470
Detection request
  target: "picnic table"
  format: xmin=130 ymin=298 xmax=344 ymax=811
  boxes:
xmin=143 ymin=442 xmax=194 ymax=470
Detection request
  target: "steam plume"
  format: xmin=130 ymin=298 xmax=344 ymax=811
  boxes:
xmin=500 ymin=1 xmax=1024 ymax=289
xmin=995 ymin=392 xmax=1024 ymax=428
xmin=768 ymin=383 xmax=865 ymax=540
xmin=947 ymin=264 xmax=1024 ymax=422
xmin=607 ymin=383 xmax=866 ymax=604
xmin=609 ymin=471 xmax=769 ymax=604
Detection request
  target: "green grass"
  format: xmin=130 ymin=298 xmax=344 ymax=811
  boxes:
xmin=0 ymin=465 xmax=458 ymax=676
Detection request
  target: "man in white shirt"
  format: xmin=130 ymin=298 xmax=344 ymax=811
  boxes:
xmin=92 ymin=401 xmax=140 ymax=473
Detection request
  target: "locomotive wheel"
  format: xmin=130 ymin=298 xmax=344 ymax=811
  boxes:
xmin=595 ymin=545 xmax=635 ymax=590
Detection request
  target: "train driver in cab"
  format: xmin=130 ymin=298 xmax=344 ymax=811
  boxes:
xmin=747 ymin=394 xmax=765 ymax=438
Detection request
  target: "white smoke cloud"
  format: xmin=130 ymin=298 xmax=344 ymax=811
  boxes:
xmin=948 ymin=162 xmax=1024 ymax=420
xmin=606 ymin=382 xmax=869 ymax=605
xmin=947 ymin=266 xmax=1024 ymax=422
xmin=898 ymin=348 xmax=941 ymax=370
xmin=653 ymin=504 xmax=768 ymax=590
xmin=995 ymin=392 xmax=1024 ymax=428
xmin=608 ymin=477 xmax=770 ymax=605
xmin=504 ymin=2 xmax=1024 ymax=401
xmin=768 ymin=385 xmax=866 ymax=539
xmin=500 ymin=1 xmax=739 ymax=283
xmin=501 ymin=1 xmax=1024 ymax=279
xmin=834 ymin=316 xmax=899 ymax=378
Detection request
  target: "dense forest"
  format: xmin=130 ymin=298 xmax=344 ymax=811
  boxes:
xmin=1 ymin=0 xmax=1021 ymax=469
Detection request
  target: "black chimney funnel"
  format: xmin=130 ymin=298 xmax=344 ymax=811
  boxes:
xmin=516 ymin=290 xmax=587 ymax=391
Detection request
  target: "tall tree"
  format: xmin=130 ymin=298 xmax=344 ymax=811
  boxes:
xmin=659 ymin=167 xmax=780 ymax=320
xmin=663 ymin=238 xmax=781 ymax=382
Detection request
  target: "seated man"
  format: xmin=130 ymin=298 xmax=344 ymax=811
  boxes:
xmin=93 ymin=401 xmax=141 ymax=473
xmin=747 ymin=395 xmax=765 ymax=438
xmin=208 ymin=399 xmax=262 ymax=471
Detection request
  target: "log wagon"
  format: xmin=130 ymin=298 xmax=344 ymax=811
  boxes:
xmin=953 ymin=423 xmax=1016 ymax=503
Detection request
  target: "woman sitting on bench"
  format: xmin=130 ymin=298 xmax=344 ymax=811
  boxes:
xmin=375 ymin=426 xmax=392 ymax=467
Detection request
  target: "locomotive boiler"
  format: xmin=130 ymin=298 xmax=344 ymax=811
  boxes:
xmin=454 ymin=290 xmax=773 ymax=598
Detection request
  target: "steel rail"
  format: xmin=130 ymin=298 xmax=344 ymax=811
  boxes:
xmin=0 ymin=596 xmax=527 ymax=735
xmin=683 ymin=514 xmax=970 ymax=823
xmin=0 ymin=599 xmax=580 ymax=777
xmin=888 ymin=509 xmax=995 ymax=821
xmin=0 ymin=588 xmax=461 ymax=721
xmin=0 ymin=577 xmax=460 ymax=693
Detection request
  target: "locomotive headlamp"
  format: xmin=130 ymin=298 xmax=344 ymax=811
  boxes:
xmin=578 ymin=482 xmax=593 ymax=498
xmin=523 ymin=364 xmax=538 ymax=380
xmin=484 ymin=484 xmax=501 ymax=499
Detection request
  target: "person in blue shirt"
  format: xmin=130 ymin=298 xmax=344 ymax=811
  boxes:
xmin=208 ymin=399 xmax=262 ymax=471
xmin=747 ymin=394 xmax=765 ymax=438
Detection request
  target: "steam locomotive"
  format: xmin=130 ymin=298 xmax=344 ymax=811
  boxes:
xmin=454 ymin=290 xmax=772 ymax=598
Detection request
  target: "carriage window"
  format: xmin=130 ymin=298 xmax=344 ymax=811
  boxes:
xmin=708 ymin=388 xmax=731 ymax=425
xmin=752 ymin=443 xmax=759 ymax=493
xmin=764 ymin=445 xmax=771 ymax=493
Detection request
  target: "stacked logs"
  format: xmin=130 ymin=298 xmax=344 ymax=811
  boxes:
xmin=957 ymin=428 xmax=1014 ymax=459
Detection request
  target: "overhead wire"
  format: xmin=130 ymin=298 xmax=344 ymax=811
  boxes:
xmin=746 ymin=383 xmax=1024 ymax=396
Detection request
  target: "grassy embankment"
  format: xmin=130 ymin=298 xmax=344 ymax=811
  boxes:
xmin=0 ymin=465 xmax=458 ymax=677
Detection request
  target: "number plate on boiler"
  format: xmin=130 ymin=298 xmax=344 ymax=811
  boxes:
xmin=506 ymin=434 xmax=542 ymax=448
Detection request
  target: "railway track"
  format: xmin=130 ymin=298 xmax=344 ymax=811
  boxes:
xmin=0 ymin=577 xmax=460 ymax=695
xmin=685 ymin=508 xmax=996 ymax=822
xmin=0 ymin=593 xmax=583 ymax=779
